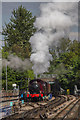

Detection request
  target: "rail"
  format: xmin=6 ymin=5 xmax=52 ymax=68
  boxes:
xmin=52 ymin=97 xmax=80 ymax=120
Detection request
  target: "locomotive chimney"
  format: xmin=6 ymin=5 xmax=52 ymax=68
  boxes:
xmin=35 ymin=74 xmax=37 ymax=79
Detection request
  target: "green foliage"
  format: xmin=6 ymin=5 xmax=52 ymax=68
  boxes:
xmin=2 ymin=5 xmax=36 ymax=90
xmin=27 ymin=70 xmax=35 ymax=79
xmin=2 ymin=47 xmax=9 ymax=59
xmin=2 ymin=66 xmax=35 ymax=90
xmin=2 ymin=5 xmax=36 ymax=58
xmin=57 ymin=38 xmax=71 ymax=54
xmin=49 ymin=39 xmax=80 ymax=93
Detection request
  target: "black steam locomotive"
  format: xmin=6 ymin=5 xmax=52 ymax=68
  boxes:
xmin=20 ymin=78 xmax=60 ymax=101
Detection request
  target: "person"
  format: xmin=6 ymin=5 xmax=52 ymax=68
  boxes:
xmin=13 ymin=102 xmax=16 ymax=113
xmin=48 ymin=93 xmax=52 ymax=100
xmin=18 ymin=101 xmax=22 ymax=111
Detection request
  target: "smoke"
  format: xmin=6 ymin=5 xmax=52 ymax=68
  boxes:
xmin=52 ymin=0 xmax=78 ymax=2
xmin=2 ymin=55 xmax=32 ymax=71
xmin=29 ymin=2 xmax=78 ymax=75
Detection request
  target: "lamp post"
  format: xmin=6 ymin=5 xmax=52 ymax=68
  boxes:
xmin=6 ymin=64 xmax=7 ymax=92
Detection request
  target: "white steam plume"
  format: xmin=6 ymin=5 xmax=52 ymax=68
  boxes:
xmin=29 ymin=2 xmax=78 ymax=75
xmin=3 ymin=55 xmax=32 ymax=71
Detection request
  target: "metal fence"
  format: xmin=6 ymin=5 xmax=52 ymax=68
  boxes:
xmin=0 ymin=90 xmax=19 ymax=119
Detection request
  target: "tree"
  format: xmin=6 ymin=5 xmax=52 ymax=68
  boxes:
xmin=56 ymin=38 xmax=71 ymax=57
xmin=2 ymin=5 xmax=36 ymax=58
xmin=48 ymin=39 xmax=80 ymax=93
xmin=2 ymin=65 xmax=35 ymax=90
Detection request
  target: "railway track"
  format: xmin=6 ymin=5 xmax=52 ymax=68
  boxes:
xmin=17 ymin=95 xmax=66 ymax=119
xmin=2 ymin=95 xmax=77 ymax=120
xmin=1 ymin=96 xmax=63 ymax=120
xmin=46 ymin=96 xmax=80 ymax=120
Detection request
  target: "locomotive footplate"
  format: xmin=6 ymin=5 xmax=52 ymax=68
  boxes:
xmin=27 ymin=94 xmax=43 ymax=98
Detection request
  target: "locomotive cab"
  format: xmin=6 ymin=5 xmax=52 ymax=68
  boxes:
xmin=29 ymin=81 xmax=40 ymax=94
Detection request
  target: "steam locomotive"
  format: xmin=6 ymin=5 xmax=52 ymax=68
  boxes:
xmin=20 ymin=78 xmax=60 ymax=101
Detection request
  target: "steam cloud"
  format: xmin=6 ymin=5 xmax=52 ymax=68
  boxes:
xmin=29 ymin=2 xmax=78 ymax=75
xmin=3 ymin=55 xmax=32 ymax=71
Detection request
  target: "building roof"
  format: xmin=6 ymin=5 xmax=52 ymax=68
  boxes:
xmin=40 ymin=78 xmax=56 ymax=82
xmin=39 ymin=74 xmax=57 ymax=79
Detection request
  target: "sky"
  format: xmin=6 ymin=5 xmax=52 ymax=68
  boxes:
xmin=2 ymin=2 xmax=41 ymax=26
